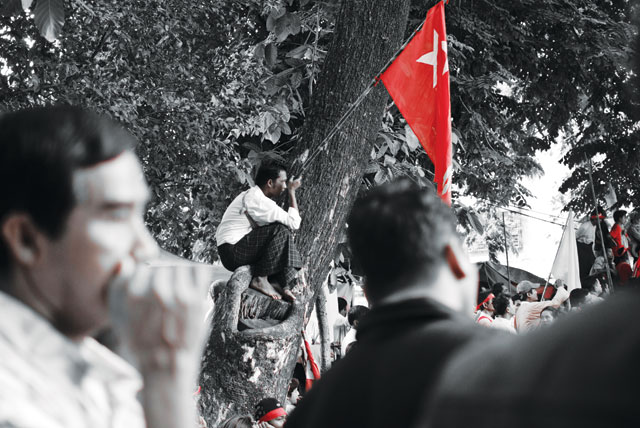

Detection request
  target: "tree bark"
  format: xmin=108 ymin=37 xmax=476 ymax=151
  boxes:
xmin=199 ymin=266 xmax=306 ymax=423
xmin=199 ymin=2 xmax=410 ymax=425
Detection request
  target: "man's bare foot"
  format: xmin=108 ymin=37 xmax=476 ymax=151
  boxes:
xmin=271 ymin=281 xmax=296 ymax=302
xmin=282 ymin=288 xmax=296 ymax=302
xmin=250 ymin=276 xmax=280 ymax=300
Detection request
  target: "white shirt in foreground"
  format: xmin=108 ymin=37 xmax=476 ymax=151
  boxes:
xmin=0 ymin=291 xmax=144 ymax=428
xmin=215 ymin=185 xmax=301 ymax=246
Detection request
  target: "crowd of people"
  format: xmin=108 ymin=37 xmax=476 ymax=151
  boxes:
xmin=576 ymin=207 xmax=640 ymax=284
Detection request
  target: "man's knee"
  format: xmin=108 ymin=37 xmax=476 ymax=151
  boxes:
xmin=265 ymin=222 xmax=292 ymax=236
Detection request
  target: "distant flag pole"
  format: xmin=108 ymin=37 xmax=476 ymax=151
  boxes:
xmin=380 ymin=1 xmax=452 ymax=204
xmin=585 ymin=154 xmax=614 ymax=293
xmin=502 ymin=212 xmax=512 ymax=287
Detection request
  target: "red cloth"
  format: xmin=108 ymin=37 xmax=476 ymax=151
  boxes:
xmin=302 ymin=332 xmax=321 ymax=391
xmin=610 ymin=223 xmax=629 ymax=258
xmin=380 ymin=2 xmax=452 ymax=204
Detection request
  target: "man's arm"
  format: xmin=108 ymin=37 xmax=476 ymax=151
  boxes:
xmin=246 ymin=180 xmax=302 ymax=229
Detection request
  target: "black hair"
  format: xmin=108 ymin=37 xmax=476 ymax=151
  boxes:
xmin=337 ymin=297 xmax=348 ymax=313
xmin=491 ymin=282 xmax=506 ymax=297
xmin=0 ymin=105 xmax=135 ymax=270
xmin=582 ymin=277 xmax=600 ymax=293
xmin=218 ymin=416 xmax=254 ymax=428
xmin=255 ymin=161 xmax=286 ymax=187
xmin=477 ymin=289 xmax=493 ymax=306
xmin=541 ymin=306 xmax=558 ymax=318
xmin=614 ymin=210 xmax=627 ymax=223
xmin=493 ymin=293 xmax=511 ymax=317
xmin=570 ymin=288 xmax=589 ymax=308
xmin=347 ymin=305 xmax=369 ymax=326
xmin=347 ymin=179 xmax=456 ymax=302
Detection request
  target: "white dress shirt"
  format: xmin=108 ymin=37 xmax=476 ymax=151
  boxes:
xmin=215 ymin=185 xmax=301 ymax=246
xmin=576 ymin=221 xmax=596 ymax=244
xmin=0 ymin=291 xmax=144 ymax=428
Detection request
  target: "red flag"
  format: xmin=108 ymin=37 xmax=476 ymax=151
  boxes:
xmin=380 ymin=2 xmax=452 ymax=205
xmin=302 ymin=331 xmax=321 ymax=391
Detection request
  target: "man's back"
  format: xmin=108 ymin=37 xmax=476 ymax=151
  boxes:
xmin=286 ymin=298 xmax=496 ymax=428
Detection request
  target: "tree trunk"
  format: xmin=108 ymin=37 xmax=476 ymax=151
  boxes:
xmin=314 ymin=289 xmax=332 ymax=372
xmin=199 ymin=1 xmax=410 ymax=425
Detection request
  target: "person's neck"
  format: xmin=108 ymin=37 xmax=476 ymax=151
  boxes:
xmin=259 ymin=185 xmax=274 ymax=199
xmin=374 ymin=266 xmax=471 ymax=315
xmin=4 ymin=269 xmax=57 ymax=327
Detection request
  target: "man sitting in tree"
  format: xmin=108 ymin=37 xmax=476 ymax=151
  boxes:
xmin=216 ymin=161 xmax=303 ymax=301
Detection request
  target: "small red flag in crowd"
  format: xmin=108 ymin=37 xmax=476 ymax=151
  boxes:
xmin=302 ymin=331 xmax=321 ymax=390
xmin=380 ymin=1 xmax=452 ymax=205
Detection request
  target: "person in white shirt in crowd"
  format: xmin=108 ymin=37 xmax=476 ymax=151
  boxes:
xmin=576 ymin=210 xmax=599 ymax=278
xmin=0 ymin=106 xmax=211 ymax=428
xmin=332 ymin=297 xmax=351 ymax=359
xmin=340 ymin=305 xmax=369 ymax=356
xmin=513 ymin=280 xmax=569 ymax=333
xmin=216 ymin=162 xmax=303 ymax=301
xmin=490 ymin=293 xmax=517 ymax=333
xmin=582 ymin=276 xmax=605 ymax=304
xmin=474 ymin=290 xmax=495 ymax=326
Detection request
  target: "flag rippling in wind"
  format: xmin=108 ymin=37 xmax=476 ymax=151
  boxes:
xmin=380 ymin=1 xmax=452 ymax=205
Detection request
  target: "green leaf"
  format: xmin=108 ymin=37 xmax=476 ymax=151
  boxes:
xmin=34 ymin=0 xmax=64 ymax=42
xmin=254 ymin=43 xmax=265 ymax=62
xmin=404 ymin=124 xmax=420 ymax=151
xmin=274 ymin=13 xmax=301 ymax=42
xmin=265 ymin=43 xmax=277 ymax=68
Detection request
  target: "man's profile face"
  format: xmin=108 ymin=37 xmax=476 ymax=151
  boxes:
xmin=266 ymin=170 xmax=288 ymax=198
xmin=37 ymin=151 xmax=157 ymax=338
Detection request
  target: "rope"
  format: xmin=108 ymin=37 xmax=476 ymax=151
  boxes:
xmin=296 ymin=17 xmax=427 ymax=173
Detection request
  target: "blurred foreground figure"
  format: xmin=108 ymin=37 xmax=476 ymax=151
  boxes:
xmin=286 ymin=179 xmax=498 ymax=428
xmin=419 ymin=285 xmax=640 ymax=427
xmin=0 ymin=106 xmax=210 ymax=428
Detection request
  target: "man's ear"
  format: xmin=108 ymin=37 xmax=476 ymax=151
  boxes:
xmin=444 ymin=244 xmax=466 ymax=280
xmin=266 ymin=178 xmax=274 ymax=189
xmin=1 ymin=213 xmax=46 ymax=267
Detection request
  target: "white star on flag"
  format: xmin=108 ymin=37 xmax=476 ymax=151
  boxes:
xmin=416 ymin=30 xmax=439 ymax=88
xmin=441 ymin=39 xmax=449 ymax=75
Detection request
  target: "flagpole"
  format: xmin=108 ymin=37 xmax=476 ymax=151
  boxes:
xmin=298 ymin=18 xmax=428 ymax=172
xmin=541 ymin=213 xmax=570 ymax=301
xmin=585 ymin=154 xmax=615 ymax=293
xmin=502 ymin=212 xmax=512 ymax=288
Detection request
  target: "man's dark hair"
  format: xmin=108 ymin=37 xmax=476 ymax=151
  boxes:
xmin=493 ymin=293 xmax=511 ymax=317
xmin=0 ymin=105 xmax=135 ymax=270
xmin=614 ymin=210 xmax=627 ymax=223
xmin=337 ymin=297 xmax=348 ymax=313
xmin=582 ymin=277 xmax=599 ymax=293
xmin=347 ymin=179 xmax=456 ymax=302
xmin=255 ymin=161 xmax=286 ymax=187
xmin=570 ymin=288 xmax=589 ymax=308
xmin=477 ymin=289 xmax=493 ymax=306
xmin=347 ymin=305 xmax=369 ymax=326
xmin=541 ymin=306 xmax=558 ymax=319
